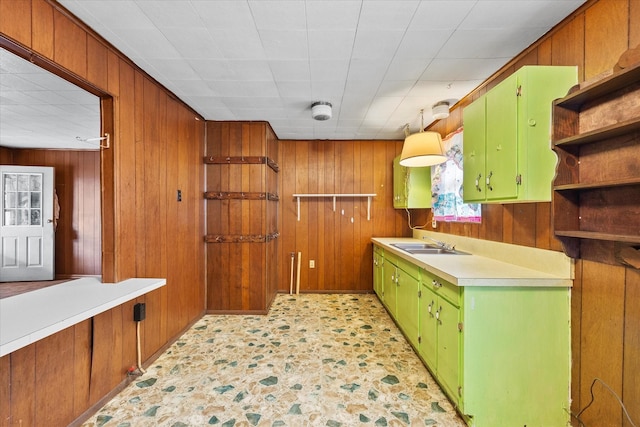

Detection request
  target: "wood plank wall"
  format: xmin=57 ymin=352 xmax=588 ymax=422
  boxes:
xmin=0 ymin=1 xmax=206 ymax=425
xmin=278 ymin=140 xmax=412 ymax=293
xmin=205 ymin=121 xmax=279 ymax=312
xmin=424 ymin=1 xmax=639 ymax=425
xmin=1 ymin=149 xmax=102 ymax=277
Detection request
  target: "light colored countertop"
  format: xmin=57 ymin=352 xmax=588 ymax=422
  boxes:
xmin=0 ymin=277 xmax=166 ymax=357
xmin=372 ymin=233 xmax=573 ymax=288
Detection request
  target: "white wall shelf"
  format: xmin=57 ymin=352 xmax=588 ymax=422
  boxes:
xmin=292 ymin=193 xmax=377 ymax=221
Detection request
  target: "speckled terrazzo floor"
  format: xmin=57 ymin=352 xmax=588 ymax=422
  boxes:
xmin=82 ymin=294 xmax=466 ymax=427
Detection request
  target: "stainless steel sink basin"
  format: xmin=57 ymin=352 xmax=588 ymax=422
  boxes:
xmin=390 ymin=242 xmax=469 ymax=255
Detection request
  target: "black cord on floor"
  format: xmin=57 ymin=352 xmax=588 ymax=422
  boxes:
xmin=572 ymin=377 xmax=637 ymax=427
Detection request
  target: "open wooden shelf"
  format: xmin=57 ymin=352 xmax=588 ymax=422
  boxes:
xmin=552 ymin=56 xmax=640 ymax=267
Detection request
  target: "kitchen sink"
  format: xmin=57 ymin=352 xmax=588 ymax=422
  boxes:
xmin=390 ymin=242 xmax=469 ymax=255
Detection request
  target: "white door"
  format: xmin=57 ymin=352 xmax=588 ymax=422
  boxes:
xmin=0 ymin=166 xmax=55 ymax=281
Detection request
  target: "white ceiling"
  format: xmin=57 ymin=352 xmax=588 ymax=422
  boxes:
xmin=1 ymin=0 xmax=587 ymax=148
xmin=0 ymin=48 xmax=102 ymax=150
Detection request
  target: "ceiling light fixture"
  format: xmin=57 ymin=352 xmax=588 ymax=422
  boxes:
xmin=432 ymin=101 xmax=450 ymax=120
xmin=311 ymin=101 xmax=332 ymax=121
xmin=399 ymin=110 xmax=446 ymax=167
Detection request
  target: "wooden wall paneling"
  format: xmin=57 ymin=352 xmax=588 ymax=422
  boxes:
xmin=0 ymin=355 xmax=9 ymax=427
xmin=502 ymin=205 xmax=514 ymax=244
xmin=116 ymin=60 xmax=137 ymax=279
xmin=579 ymin=260 xmax=625 ymax=425
xmin=623 ymin=268 xmax=640 ymax=427
xmin=0 ymin=0 xmax=31 ymax=46
xmin=512 ymin=204 xmax=537 ymax=247
xmin=307 ymin=142 xmax=319 ymax=291
xmin=53 ymin=9 xmax=87 ymax=79
xmin=32 ymin=0 xmax=54 ymax=59
xmin=279 ymin=140 xmax=297 ymax=293
xmin=9 ymin=345 xmax=36 ymax=426
xmin=372 ymin=140 xmax=389 ymax=238
xmin=631 ymin=0 xmax=640 ymax=49
xmin=359 ymin=141 xmax=374 ymax=290
xmin=535 ymin=202 xmax=552 ymax=250
xmin=89 ymin=308 xmax=123 ymax=404
xmin=165 ymin=98 xmax=180 ymax=335
xmin=584 ymin=0 xmax=628 ymax=79
xmin=551 ymin=9 xmax=585 ymax=79
xmin=322 ymin=141 xmax=338 ymax=290
xmin=339 ymin=142 xmax=356 ymax=290
xmin=134 ymin=70 xmax=146 ymax=277
xmin=101 ymin=96 xmax=115 ymax=282
xmin=86 ymin=35 xmax=108 ymax=90
xmin=295 ymin=141 xmax=310 ymax=291
xmin=35 ymin=327 xmax=75 ymax=425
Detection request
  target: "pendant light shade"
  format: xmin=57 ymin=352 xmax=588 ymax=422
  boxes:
xmin=399 ymin=131 xmax=446 ymax=167
xmin=399 ymin=109 xmax=446 ymax=167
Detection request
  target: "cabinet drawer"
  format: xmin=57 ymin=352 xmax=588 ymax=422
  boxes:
xmin=374 ymin=244 xmax=384 ymax=256
xmin=421 ymin=269 xmax=460 ymax=306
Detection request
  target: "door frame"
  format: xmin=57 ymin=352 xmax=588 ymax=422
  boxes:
xmin=0 ymin=36 xmax=116 ymax=283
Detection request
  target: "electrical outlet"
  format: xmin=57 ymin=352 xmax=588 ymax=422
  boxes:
xmin=177 ymin=189 xmax=182 ymax=202
xmin=134 ymin=303 xmax=146 ymax=322
xmin=309 ymin=260 xmax=315 ymax=268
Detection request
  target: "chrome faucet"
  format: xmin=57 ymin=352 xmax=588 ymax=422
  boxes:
xmin=422 ymin=236 xmax=456 ymax=252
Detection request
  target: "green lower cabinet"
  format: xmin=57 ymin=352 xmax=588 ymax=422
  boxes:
xmin=382 ymin=258 xmax=398 ymax=318
xmin=419 ymin=270 xmax=462 ymax=407
xmin=395 ymin=268 xmax=420 ymax=349
xmin=460 ymin=286 xmax=571 ymax=427
xmin=373 ymin=246 xmax=384 ymax=299
xmin=373 ymin=244 xmax=570 ymax=426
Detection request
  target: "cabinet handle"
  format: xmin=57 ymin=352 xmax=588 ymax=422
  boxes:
xmin=435 ymin=306 xmax=442 ymax=324
xmin=428 ymin=301 xmax=434 ymax=317
xmin=432 ymin=279 xmax=442 ymax=289
xmin=475 ymin=173 xmax=482 ymax=192
xmin=486 ymin=171 xmax=493 ymax=191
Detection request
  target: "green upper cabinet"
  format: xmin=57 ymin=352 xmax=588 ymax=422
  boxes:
xmin=393 ymin=155 xmax=432 ymax=209
xmin=462 ymin=66 xmax=577 ymax=203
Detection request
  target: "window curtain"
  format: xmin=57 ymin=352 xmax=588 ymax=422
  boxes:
xmin=431 ymin=127 xmax=481 ymax=223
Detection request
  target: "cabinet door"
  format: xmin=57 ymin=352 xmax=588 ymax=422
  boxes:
xmin=373 ymin=250 xmax=384 ymax=298
xmin=396 ymin=271 xmax=420 ymax=348
xmin=418 ymin=285 xmax=438 ymax=369
xmin=436 ymin=297 xmax=461 ymax=404
xmin=485 ymin=72 xmax=518 ymax=200
xmin=382 ymin=262 xmax=398 ymax=317
xmin=393 ymin=156 xmax=408 ymax=208
xmin=462 ymin=96 xmax=487 ymax=202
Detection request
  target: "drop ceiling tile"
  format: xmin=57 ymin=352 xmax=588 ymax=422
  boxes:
xmin=170 ymin=81 xmax=216 ymax=97
xmin=384 ymin=58 xmax=432 ymax=81
xmin=306 ymin=1 xmax=361 ymax=30
xmin=137 ymin=1 xmax=204 ymax=28
xmin=309 ymin=60 xmax=350 ymax=83
xmin=269 ymin=60 xmax=311 ymax=82
xmin=64 ymin=0 xmax=155 ymax=29
xmin=259 ymin=30 xmax=309 ymax=60
xmin=159 ymin=27 xmax=224 ymax=59
xmin=310 ymin=80 xmax=347 ymax=101
xmin=143 ymin=59 xmax=199 ymax=80
xmin=347 ymin=58 xmax=391 ymax=83
xmin=249 ymin=0 xmax=307 ymax=30
xmin=352 ymin=30 xmax=405 ymax=60
xmin=394 ymin=30 xmax=454 ymax=59
xmin=207 ymin=29 xmax=266 ymax=60
xmin=193 ymin=1 xmax=255 ymax=30
xmin=276 ymin=81 xmax=312 ymax=99
xmin=408 ymin=1 xmax=475 ymax=30
xmin=211 ymin=81 xmax=279 ymax=98
xmin=376 ymin=80 xmax=416 ymax=97
xmin=422 ymin=58 xmax=510 ymax=81
xmin=438 ymin=28 xmax=548 ymax=59
xmin=358 ymin=1 xmax=419 ymax=31
xmin=460 ymin=1 xmax=584 ymax=30
xmin=114 ymin=28 xmax=182 ymax=59
xmin=308 ymin=30 xmax=356 ymax=60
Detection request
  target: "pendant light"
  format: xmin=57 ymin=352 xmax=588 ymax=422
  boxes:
xmin=399 ymin=109 xmax=446 ymax=167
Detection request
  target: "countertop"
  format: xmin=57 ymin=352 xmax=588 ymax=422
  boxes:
xmin=0 ymin=277 xmax=166 ymax=357
xmin=372 ymin=236 xmax=573 ymax=288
